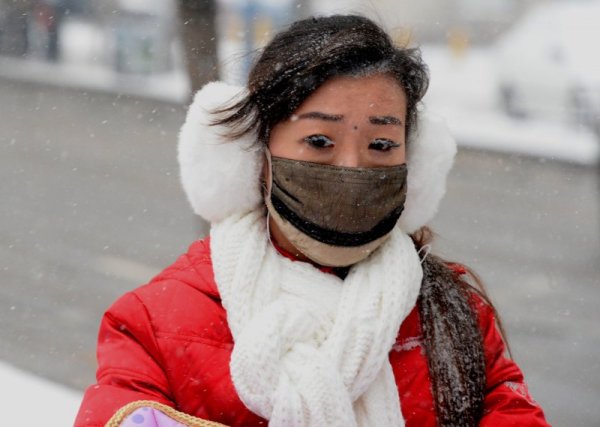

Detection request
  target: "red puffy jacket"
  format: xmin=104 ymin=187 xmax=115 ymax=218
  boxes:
xmin=75 ymin=238 xmax=549 ymax=426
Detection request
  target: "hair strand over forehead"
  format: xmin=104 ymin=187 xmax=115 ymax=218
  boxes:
xmin=212 ymin=14 xmax=429 ymax=144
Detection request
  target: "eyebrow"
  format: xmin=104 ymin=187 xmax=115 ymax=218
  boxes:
xmin=296 ymin=112 xmax=344 ymax=122
xmin=296 ymin=112 xmax=403 ymax=126
xmin=369 ymin=115 xmax=403 ymax=126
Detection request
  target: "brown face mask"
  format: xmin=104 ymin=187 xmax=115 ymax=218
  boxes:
xmin=265 ymin=155 xmax=408 ymax=267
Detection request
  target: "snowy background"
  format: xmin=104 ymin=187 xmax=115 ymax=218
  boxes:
xmin=1 ymin=0 xmax=599 ymax=425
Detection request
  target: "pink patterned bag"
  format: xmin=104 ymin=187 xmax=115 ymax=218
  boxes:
xmin=105 ymin=401 xmax=227 ymax=427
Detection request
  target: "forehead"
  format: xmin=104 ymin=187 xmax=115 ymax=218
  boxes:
xmin=295 ymin=74 xmax=407 ymax=116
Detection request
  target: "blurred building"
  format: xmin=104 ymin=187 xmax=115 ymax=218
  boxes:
xmin=215 ymin=0 xmax=302 ymax=84
xmin=1 ymin=0 xmax=594 ymax=106
xmin=306 ymin=0 xmax=571 ymax=46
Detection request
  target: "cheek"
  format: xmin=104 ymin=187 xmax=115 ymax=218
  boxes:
xmin=381 ymin=149 xmax=406 ymax=167
xmin=260 ymin=147 xmax=274 ymax=193
xmin=399 ymin=143 xmax=407 ymax=164
xmin=262 ymin=157 xmax=270 ymax=182
xmin=269 ymin=141 xmax=301 ymax=159
xmin=268 ymin=125 xmax=311 ymax=161
xmin=267 ymin=125 xmax=295 ymax=158
xmin=377 ymin=142 xmax=406 ymax=167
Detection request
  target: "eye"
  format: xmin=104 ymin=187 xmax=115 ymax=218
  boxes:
xmin=369 ymin=138 xmax=401 ymax=152
xmin=304 ymin=134 xmax=334 ymax=149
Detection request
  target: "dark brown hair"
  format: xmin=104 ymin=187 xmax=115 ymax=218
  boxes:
xmin=214 ymin=14 xmax=505 ymax=426
xmin=214 ymin=14 xmax=428 ymax=144
xmin=412 ymin=227 xmax=507 ymax=425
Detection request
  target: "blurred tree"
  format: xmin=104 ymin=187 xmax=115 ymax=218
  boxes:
xmin=178 ymin=1 xmax=218 ymax=236
xmin=178 ymin=0 xmax=219 ymax=97
xmin=0 ymin=0 xmax=31 ymax=56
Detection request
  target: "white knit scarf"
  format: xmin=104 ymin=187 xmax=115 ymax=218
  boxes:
xmin=210 ymin=209 xmax=423 ymax=427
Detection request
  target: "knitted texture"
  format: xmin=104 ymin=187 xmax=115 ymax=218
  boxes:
xmin=210 ymin=210 xmax=423 ymax=426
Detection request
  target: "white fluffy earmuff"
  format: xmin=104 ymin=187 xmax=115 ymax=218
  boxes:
xmin=397 ymin=108 xmax=457 ymax=233
xmin=178 ymin=82 xmax=264 ymax=222
xmin=178 ymin=81 xmax=456 ymax=233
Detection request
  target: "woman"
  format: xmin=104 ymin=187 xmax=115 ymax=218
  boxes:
xmin=75 ymin=15 xmax=549 ymax=427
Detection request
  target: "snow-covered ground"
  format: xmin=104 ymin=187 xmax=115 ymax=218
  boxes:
xmin=0 ymin=54 xmax=189 ymax=103
xmin=0 ymin=360 xmax=82 ymax=425
xmin=422 ymin=44 xmax=600 ymax=165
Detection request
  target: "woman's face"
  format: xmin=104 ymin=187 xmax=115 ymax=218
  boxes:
xmin=268 ymin=73 xmax=407 ymax=167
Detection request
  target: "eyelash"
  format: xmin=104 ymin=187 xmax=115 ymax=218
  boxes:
xmin=369 ymin=138 xmax=401 ymax=152
xmin=304 ymin=135 xmax=333 ymax=149
xmin=303 ymin=135 xmax=400 ymax=152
